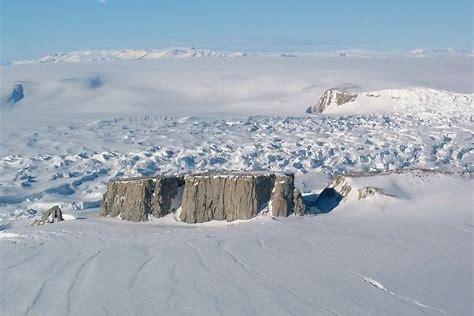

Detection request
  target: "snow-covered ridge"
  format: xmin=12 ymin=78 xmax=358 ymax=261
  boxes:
xmin=407 ymin=47 xmax=474 ymax=57
xmin=7 ymin=47 xmax=473 ymax=66
xmin=308 ymin=87 xmax=474 ymax=116
xmin=11 ymin=47 xmax=254 ymax=65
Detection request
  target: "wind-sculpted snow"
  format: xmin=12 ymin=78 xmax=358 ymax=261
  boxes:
xmin=0 ymin=113 xmax=472 ymax=221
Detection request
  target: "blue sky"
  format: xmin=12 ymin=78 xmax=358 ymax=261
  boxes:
xmin=1 ymin=0 xmax=472 ymax=60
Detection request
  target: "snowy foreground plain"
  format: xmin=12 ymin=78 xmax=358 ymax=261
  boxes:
xmin=1 ymin=172 xmax=472 ymax=316
xmin=0 ymin=52 xmax=473 ymax=315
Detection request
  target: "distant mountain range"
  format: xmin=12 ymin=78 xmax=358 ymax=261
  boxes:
xmin=8 ymin=48 xmax=254 ymax=65
xmin=4 ymin=47 xmax=472 ymax=66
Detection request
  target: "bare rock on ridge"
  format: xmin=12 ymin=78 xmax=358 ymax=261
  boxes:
xmin=307 ymin=87 xmax=358 ymax=114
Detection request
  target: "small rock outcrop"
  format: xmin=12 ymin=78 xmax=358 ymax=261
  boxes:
xmin=32 ymin=205 xmax=64 ymax=226
xmin=357 ymin=186 xmax=397 ymax=200
xmin=293 ymin=188 xmax=305 ymax=216
xmin=313 ymin=176 xmax=352 ymax=213
xmin=9 ymin=84 xmax=24 ymax=104
xmin=328 ymin=176 xmax=353 ymax=198
xmin=101 ymin=172 xmax=305 ymax=223
xmin=308 ymin=88 xmax=358 ymax=114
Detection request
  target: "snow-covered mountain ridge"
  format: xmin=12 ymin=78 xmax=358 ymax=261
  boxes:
xmin=5 ymin=47 xmax=472 ymax=66
xmin=10 ymin=48 xmax=253 ymax=65
xmin=308 ymin=87 xmax=473 ymax=117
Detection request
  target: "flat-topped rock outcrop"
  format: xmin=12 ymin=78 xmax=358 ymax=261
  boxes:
xmin=101 ymin=172 xmax=305 ymax=223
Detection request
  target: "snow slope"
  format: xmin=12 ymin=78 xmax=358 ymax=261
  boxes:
xmin=0 ymin=171 xmax=472 ymax=316
xmin=315 ymin=88 xmax=473 ymax=116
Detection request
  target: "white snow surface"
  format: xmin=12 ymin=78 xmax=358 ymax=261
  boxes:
xmin=0 ymin=171 xmax=472 ymax=316
xmin=0 ymin=55 xmax=473 ymax=315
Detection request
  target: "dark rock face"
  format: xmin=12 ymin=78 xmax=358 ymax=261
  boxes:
xmin=293 ymin=188 xmax=305 ymax=216
xmin=313 ymin=176 xmax=352 ymax=213
xmin=9 ymin=84 xmax=24 ymax=104
xmin=87 ymin=76 xmax=104 ymax=89
xmin=179 ymin=174 xmax=275 ymax=223
xmin=100 ymin=176 xmax=184 ymax=221
xmin=309 ymin=88 xmax=358 ymax=114
xmin=151 ymin=176 xmax=185 ymax=218
xmin=101 ymin=172 xmax=304 ymax=223
xmin=32 ymin=205 xmax=64 ymax=226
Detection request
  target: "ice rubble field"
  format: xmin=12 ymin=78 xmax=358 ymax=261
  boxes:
xmin=1 ymin=110 xmax=473 ymax=220
xmin=0 ymin=54 xmax=473 ymax=315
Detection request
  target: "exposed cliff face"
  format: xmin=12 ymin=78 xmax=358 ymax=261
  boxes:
xmin=101 ymin=172 xmax=305 ymax=223
xmin=152 ymin=176 xmax=185 ymax=218
xmin=179 ymin=174 xmax=276 ymax=223
xmin=100 ymin=176 xmax=185 ymax=221
xmin=100 ymin=178 xmax=155 ymax=221
xmin=308 ymin=88 xmax=358 ymax=114
xmin=270 ymin=174 xmax=295 ymax=217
